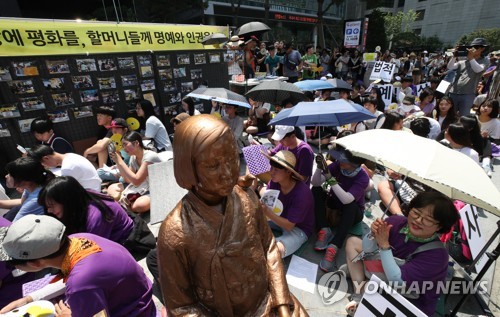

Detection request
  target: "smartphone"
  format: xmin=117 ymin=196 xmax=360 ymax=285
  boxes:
xmin=108 ymin=142 xmax=116 ymax=155
xmin=16 ymin=144 xmax=27 ymax=154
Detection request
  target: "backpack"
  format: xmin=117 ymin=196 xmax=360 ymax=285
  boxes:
xmin=353 ymin=113 xmax=385 ymax=132
xmin=440 ymin=200 xmax=472 ymax=263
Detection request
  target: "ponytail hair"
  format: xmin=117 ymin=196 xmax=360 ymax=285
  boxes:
xmin=5 ymin=157 xmax=54 ymax=186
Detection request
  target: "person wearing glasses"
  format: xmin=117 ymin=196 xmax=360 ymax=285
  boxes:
xmin=448 ymin=38 xmax=490 ymax=116
xmin=343 ymin=191 xmax=459 ymax=316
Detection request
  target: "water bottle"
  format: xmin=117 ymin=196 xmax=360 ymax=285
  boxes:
xmin=364 ymin=202 xmax=374 ymax=218
xmin=446 ymin=261 xmax=455 ymax=281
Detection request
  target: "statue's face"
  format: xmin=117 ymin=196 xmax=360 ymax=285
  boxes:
xmin=194 ymin=132 xmax=239 ymax=203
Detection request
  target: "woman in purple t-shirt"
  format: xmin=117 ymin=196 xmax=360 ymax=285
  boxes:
xmin=261 ymin=150 xmax=315 ymax=258
xmin=344 ymin=191 xmax=458 ymax=316
xmin=38 ymin=176 xmax=133 ymax=244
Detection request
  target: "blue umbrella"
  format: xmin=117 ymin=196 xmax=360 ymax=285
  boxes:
xmin=269 ymin=100 xmax=376 ymax=127
xmin=269 ymin=100 xmax=376 ymax=152
xmin=294 ymin=80 xmax=334 ymax=91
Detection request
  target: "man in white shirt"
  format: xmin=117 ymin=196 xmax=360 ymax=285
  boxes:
xmin=222 ymin=104 xmax=244 ymax=153
xmin=29 ymin=145 xmax=101 ymax=191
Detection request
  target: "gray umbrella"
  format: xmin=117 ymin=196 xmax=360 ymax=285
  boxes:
xmin=235 ymin=22 xmax=271 ymax=37
xmin=326 ymin=78 xmax=353 ymax=91
xmin=245 ymin=80 xmax=308 ymax=105
xmin=201 ymin=33 xmax=228 ymax=45
xmin=187 ymin=87 xmax=250 ymax=108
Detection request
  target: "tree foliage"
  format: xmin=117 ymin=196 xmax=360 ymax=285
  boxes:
xmin=383 ymin=9 xmax=420 ymax=41
xmin=457 ymin=28 xmax=500 ymax=50
xmin=365 ymin=9 xmax=387 ymax=52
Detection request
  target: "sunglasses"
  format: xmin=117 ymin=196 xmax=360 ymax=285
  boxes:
xmin=270 ymin=160 xmax=285 ymax=170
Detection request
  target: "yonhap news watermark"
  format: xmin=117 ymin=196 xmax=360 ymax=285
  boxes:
xmin=317 ymin=271 xmax=488 ymax=305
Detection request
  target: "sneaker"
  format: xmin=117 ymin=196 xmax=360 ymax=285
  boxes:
xmin=314 ymin=227 xmax=334 ymax=251
xmin=320 ymin=244 xmax=338 ymax=272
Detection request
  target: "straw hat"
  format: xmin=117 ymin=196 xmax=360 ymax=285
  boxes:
xmin=261 ymin=150 xmax=304 ymax=181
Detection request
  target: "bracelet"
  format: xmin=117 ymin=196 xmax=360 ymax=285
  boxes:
xmin=325 ymin=177 xmax=338 ymax=186
xmin=379 ymin=245 xmax=392 ymax=251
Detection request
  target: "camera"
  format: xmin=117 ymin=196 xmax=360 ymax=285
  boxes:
xmin=455 ymin=45 xmax=470 ymax=57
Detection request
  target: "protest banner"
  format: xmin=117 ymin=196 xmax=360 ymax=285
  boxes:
xmin=370 ymin=61 xmax=396 ymax=82
xmin=459 ymin=204 xmax=488 ymax=272
xmin=0 ymin=18 xmax=228 ymax=56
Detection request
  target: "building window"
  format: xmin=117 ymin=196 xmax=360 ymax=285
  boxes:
xmin=418 ymin=0 xmax=426 ymax=2
xmin=413 ymin=28 xmax=422 ymax=35
xmin=398 ymin=0 xmax=405 ymax=6
xmin=415 ymin=9 xmax=425 ymax=21
xmin=367 ymin=0 xmax=395 ymax=10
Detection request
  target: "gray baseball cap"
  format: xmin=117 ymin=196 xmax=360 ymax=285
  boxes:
xmin=0 ymin=215 xmax=66 ymax=261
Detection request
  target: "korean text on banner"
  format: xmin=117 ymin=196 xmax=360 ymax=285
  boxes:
xmin=370 ymin=61 xmax=396 ymax=82
xmin=377 ymin=84 xmax=394 ymax=108
xmin=0 ymin=19 xmax=228 ymax=56
xmin=344 ymin=20 xmax=362 ymax=48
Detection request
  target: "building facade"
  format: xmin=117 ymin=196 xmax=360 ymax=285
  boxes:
xmin=403 ymin=0 xmax=500 ymax=45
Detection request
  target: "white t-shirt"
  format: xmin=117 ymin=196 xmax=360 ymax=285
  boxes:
xmin=145 ymin=116 xmax=172 ymax=151
xmin=61 ymin=153 xmax=102 ymax=191
xmin=478 ymin=117 xmax=500 ymax=139
xmin=456 ymin=147 xmax=480 ymax=165
xmin=397 ymin=104 xmax=420 ymax=118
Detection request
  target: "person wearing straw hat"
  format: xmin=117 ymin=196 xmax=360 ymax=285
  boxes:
xmin=260 ymin=150 xmax=315 ymax=258
xmin=312 ymin=146 xmax=369 ymax=272
xmin=226 ymin=36 xmax=243 ymax=76
xmin=0 ymin=215 xmax=155 ymax=316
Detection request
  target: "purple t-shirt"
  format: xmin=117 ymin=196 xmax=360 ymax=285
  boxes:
xmin=271 ymin=141 xmax=314 ymax=185
xmin=66 ymin=233 xmax=155 ymax=317
xmin=268 ymin=180 xmax=315 ymax=237
xmin=327 ymin=162 xmax=369 ymax=210
xmin=86 ymin=198 xmax=133 ymax=244
xmin=385 ymin=216 xmax=448 ymax=316
xmin=0 ymin=218 xmax=37 ymax=307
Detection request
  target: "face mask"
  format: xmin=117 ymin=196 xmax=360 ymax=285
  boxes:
xmin=340 ymin=166 xmax=362 ymax=177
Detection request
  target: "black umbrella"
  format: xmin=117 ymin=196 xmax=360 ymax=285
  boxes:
xmin=235 ymin=22 xmax=271 ymax=38
xmin=245 ymin=80 xmax=307 ymax=105
xmin=326 ymin=78 xmax=353 ymax=91
xmin=201 ymin=33 xmax=228 ymax=45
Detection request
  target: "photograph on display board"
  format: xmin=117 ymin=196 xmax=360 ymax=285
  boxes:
xmin=124 ymin=89 xmax=139 ymax=101
xmin=0 ymin=66 xmax=13 ymax=81
xmin=164 ymin=105 xmax=178 ymax=116
xmin=194 ymin=53 xmax=206 ymax=65
xmin=80 ymin=89 xmax=99 ymax=103
xmin=0 ymin=122 xmax=11 ymax=137
xmin=141 ymin=79 xmax=156 ymax=92
xmin=143 ymin=92 xmax=156 ymax=106
xmin=168 ymin=92 xmax=182 ymax=104
xmin=157 ymin=55 xmax=170 ymax=67
xmin=72 ymin=106 xmax=94 ymax=119
xmin=158 ymin=68 xmax=172 ymax=80
xmin=46 ymin=60 xmax=70 ymax=74
xmin=177 ymin=54 xmax=190 ymax=65
xmin=181 ymin=82 xmax=193 ymax=94
xmin=209 ymin=53 xmax=221 ymax=63
xmin=101 ymin=90 xmax=120 ymax=104
xmin=98 ymin=59 xmax=117 ymax=71
xmin=140 ymin=66 xmax=153 ymax=77
xmin=173 ymin=67 xmax=186 ymax=78
xmin=52 ymin=93 xmax=75 ymax=107
xmin=98 ymin=77 xmax=116 ymax=89
xmin=47 ymin=109 xmax=70 ymax=123
xmin=12 ymin=61 xmax=39 ymax=77
xmin=121 ymin=74 xmax=138 ymax=87
xmin=190 ymin=69 xmax=203 ymax=79
xmin=0 ymin=105 xmax=21 ymax=118
xmin=118 ymin=57 xmax=135 ymax=69
xmin=43 ymin=78 xmax=65 ymax=91
xmin=138 ymin=55 xmax=152 ymax=66
xmin=164 ymin=81 xmax=176 ymax=92
xmin=72 ymin=75 xmax=93 ymax=89
xmin=223 ymin=52 xmax=233 ymax=63
xmin=76 ymin=59 xmax=97 ymax=72
xmin=8 ymin=80 xmax=35 ymax=94
xmin=19 ymin=96 xmax=46 ymax=111
xmin=18 ymin=118 xmax=36 ymax=133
